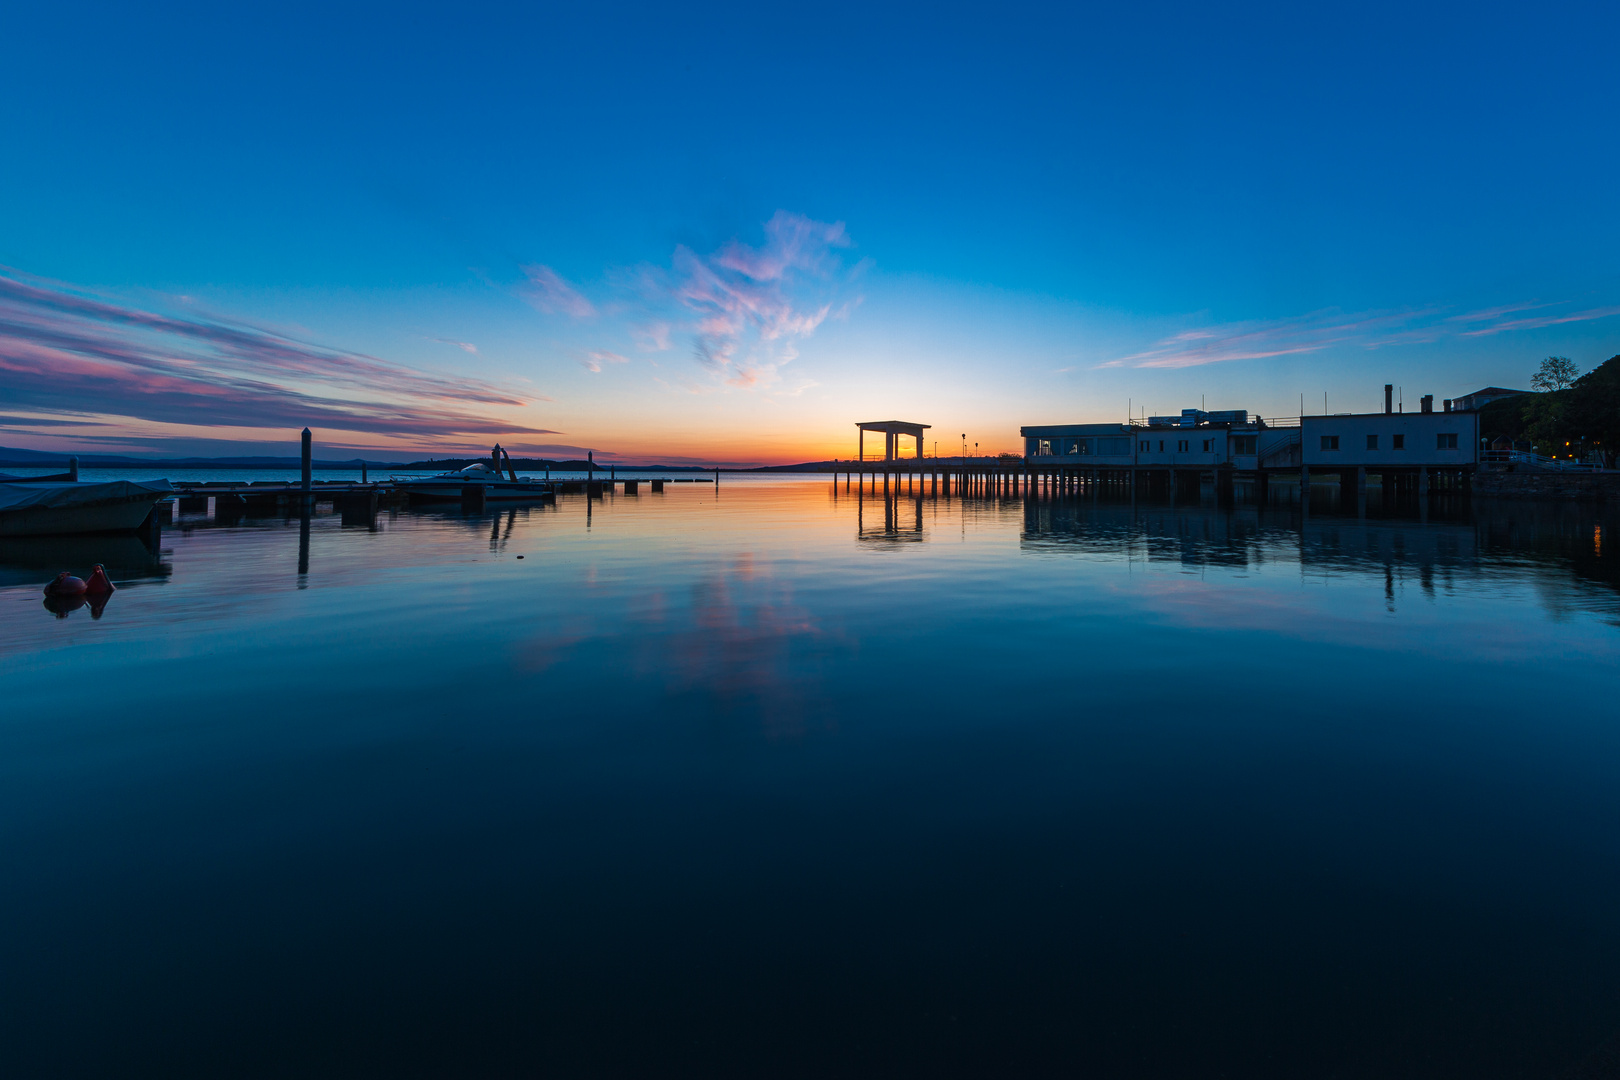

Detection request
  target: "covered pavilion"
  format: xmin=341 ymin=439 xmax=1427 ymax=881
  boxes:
xmin=856 ymin=420 xmax=930 ymax=462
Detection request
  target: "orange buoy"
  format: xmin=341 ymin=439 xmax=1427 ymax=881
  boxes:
xmin=44 ymin=572 xmax=88 ymax=597
xmin=85 ymin=564 xmax=116 ymax=596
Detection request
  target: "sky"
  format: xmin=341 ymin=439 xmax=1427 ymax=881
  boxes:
xmin=2 ymin=0 xmax=1618 ymax=465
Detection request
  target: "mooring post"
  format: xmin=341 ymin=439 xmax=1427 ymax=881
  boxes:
xmin=68 ymin=456 xmax=79 ymax=482
xmin=300 ymin=428 xmax=312 ymax=507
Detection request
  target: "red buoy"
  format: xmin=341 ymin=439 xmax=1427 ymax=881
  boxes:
xmin=85 ymin=564 xmax=115 ymax=596
xmin=44 ymin=572 xmax=88 ymax=597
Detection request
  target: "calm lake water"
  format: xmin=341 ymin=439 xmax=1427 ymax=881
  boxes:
xmin=3 ymin=477 xmax=1618 ymax=1077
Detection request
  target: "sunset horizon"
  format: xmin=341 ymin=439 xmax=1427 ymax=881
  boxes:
xmin=4 ymin=4 xmax=1616 ymax=467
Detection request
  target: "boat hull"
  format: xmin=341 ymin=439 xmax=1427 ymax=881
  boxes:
xmin=0 ymin=488 xmax=170 ymax=536
xmin=400 ymin=481 xmax=556 ymax=503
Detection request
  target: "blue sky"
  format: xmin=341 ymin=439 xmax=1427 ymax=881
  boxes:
xmin=3 ymin=1 xmax=1617 ymax=462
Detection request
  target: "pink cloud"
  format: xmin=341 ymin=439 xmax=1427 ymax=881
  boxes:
xmin=657 ymin=211 xmax=858 ymax=391
xmin=1109 ymin=297 xmax=1620 ymax=369
xmin=519 ymin=264 xmax=596 ymax=318
xmin=579 ymin=350 xmax=630 ymax=373
xmin=0 ymin=269 xmax=557 ymax=443
xmin=1458 ymin=304 xmax=1620 ymax=336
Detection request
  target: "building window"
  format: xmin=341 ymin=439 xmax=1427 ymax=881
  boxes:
xmin=1065 ymin=441 xmax=1079 ymax=455
xmin=1393 ymin=434 xmax=1405 ymax=450
xmin=1177 ymin=439 xmax=1189 ymax=453
xmin=1321 ymin=435 xmax=1340 ymax=451
xmin=1038 ymin=439 xmax=1052 ymax=456
xmin=1232 ymin=435 xmax=1257 ymax=455
xmin=1158 ymin=440 xmax=1164 ymax=452
xmin=1437 ymin=433 xmax=1458 ymax=449
xmin=1077 ymin=439 xmax=1090 ymax=455
xmin=1139 ymin=440 xmax=1148 ymax=452
xmin=1202 ymin=439 xmax=1212 ymax=452
xmin=1366 ymin=434 xmax=1378 ymax=450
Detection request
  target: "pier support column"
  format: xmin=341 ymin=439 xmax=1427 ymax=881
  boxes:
xmin=1418 ymin=467 xmax=1429 ymax=496
xmin=215 ymin=493 xmax=246 ymax=523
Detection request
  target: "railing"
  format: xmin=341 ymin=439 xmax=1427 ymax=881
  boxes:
xmin=1124 ymin=416 xmax=1301 ymax=428
xmin=1481 ymin=450 xmax=1602 ymax=472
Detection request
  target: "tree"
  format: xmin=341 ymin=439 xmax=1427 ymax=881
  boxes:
xmin=1531 ymin=355 xmax=1580 ymax=392
xmin=1562 ymin=354 xmax=1620 ymax=469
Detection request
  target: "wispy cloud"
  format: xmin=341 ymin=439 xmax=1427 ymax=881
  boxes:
xmin=431 ymin=337 xmax=479 ymax=353
xmin=1457 ymin=304 xmax=1620 ymax=337
xmin=633 ymin=320 xmax=673 ymax=352
xmin=625 ymin=211 xmax=861 ymax=392
xmin=0 ymin=268 xmax=556 ymax=445
xmin=579 ymin=350 xmax=629 ymax=373
xmin=1109 ymin=299 xmax=1620 ymax=369
xmin=519 ymin=264 xmax=596 ymax=318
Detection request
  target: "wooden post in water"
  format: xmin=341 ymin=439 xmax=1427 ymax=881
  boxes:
xmin=300 ymin=428 xmax=312 ymax=507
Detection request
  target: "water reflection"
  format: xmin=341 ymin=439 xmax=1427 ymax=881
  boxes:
xmin=635 ymin=554 xmax=847 ymax=738
xmin=855 ymin=489 xmax=924 ymax=544
xmin=0 ymin=532 xmax=170 ymax=591
xmin=41 ymin=590 xmax=113 ymax=620
xmin=1022 ymin=493 xmax=1620 ymax=623
xmin=3 ymin=477 xmax=1620 ymax=1077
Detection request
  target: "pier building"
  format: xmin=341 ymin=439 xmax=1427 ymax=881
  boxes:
xmin=829 ymin=385 xmax=1484 ymax=508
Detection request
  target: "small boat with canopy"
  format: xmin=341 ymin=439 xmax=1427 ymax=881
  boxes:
xmin=394 ymin=445 xmax=555 ymax=503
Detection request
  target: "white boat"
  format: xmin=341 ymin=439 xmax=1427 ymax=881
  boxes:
xmin=394 ymin=461 xmax=556 ymax=503
xmin=0 ymin=478 xmax=173 ymax=537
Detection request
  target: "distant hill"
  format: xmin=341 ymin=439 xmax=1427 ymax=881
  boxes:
xmin=0 ymin=447 xmax=409 ymax=469
xmin=0 ymin=446 xmax=857 ymax=472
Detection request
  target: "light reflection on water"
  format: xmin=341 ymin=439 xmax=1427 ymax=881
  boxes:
xmin=1 ymin=477 xmax=1618 ymax=1077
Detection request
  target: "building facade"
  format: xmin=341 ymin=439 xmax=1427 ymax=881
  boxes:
xmin=1300 ymin=410 xmax=1478 ymax=468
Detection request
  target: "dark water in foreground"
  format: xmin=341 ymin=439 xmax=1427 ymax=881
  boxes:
xmin=3 ymin=478 xmax=1618 ymax=1078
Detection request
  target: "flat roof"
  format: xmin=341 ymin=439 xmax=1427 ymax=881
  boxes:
xmin=855 ymin=420 xmax=931 ymax=432
xmin=1301 ymin=410 xmax=1476 ymax=419
xmin=1020 ymin=423 xmax=1133 ymax=436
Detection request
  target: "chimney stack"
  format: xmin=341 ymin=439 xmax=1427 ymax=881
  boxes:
xmin=1384 ymin=384 xmax=1393 ymax=414
xmin=1443 ymin=399 xmax=1452 ymax=413
xmin=1420 ymin=394 xmax=1434 ymax=414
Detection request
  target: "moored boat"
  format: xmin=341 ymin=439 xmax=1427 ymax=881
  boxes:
xmin=0 ymin=478 xmax=173 ymax=537
xmin=394 ymin=461 xmax=556 ymax=503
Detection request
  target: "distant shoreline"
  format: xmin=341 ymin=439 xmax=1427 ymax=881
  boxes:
xmin=0 ymin=456 xmax=844 ymax=473
xmin=0 ymin=447 xmax=995 ymax=473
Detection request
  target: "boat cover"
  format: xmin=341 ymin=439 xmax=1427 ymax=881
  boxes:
xmin=0 ymin=479 xmax=173 ymax=513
